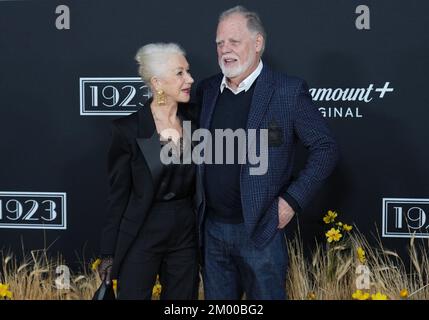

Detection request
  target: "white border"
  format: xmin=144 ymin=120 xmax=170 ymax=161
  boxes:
xmin=382 ymin=197 xmax=429 ymax=238
xmin=0 ymin=191 xmax=67 ymax=230
xmin=79 ymin=77 xmax=143 ymax=116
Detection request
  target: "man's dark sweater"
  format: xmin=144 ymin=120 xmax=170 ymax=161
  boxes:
xmin=204 ymin=82 xmax=256 ymax=223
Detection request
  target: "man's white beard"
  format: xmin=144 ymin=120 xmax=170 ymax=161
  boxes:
xmin=219 ymin=54 xmax=256 ymax=79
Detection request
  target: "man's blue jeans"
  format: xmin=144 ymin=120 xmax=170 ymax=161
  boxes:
xmin=202 ymin=216 xmax=288 ymax=300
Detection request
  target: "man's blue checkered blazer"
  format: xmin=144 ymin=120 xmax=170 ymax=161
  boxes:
xmin=196 ymin=64 xmax=339 ymax=248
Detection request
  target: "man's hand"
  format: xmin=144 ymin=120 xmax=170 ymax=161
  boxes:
xmin=98 ymin=256 xmax=114 ymax=285
xmin=278 ymin=197 xmax=295 ymax=229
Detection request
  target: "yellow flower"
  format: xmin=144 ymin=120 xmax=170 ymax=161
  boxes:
xmin=0 ymin=283 xmax=13 ymax=299
xmin=357 ymin=247 xmax=366 ymax=264
xmin=343 ymin=224 xmax=353 ymax=232
xmin=336 ymin=222 xmax=343 ymax=227
xmin=352 ymin=290 xmax=370 ymax=300
xmin=152 ymin=283 xmax=162 ymax=297
xmin=112 ymin=279 xmax=117 ymax=291
xmin=323 ymin=210 xmax=338 ymax=224
xmin=325 ymin=228 xmax=342 ymax=243
xmin=91 ymin=258 xmax=101 ymax=271
xmin=371 ymin=292 xmax=388 ymax=300
xmin=400 ymin=289 xmax=408 ymax=298
xmin=307 ymin=292 xmax=316 ymax=300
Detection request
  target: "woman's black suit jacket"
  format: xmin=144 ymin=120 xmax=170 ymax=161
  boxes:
xmin=99 ymin=99 xmax=200 ymax=279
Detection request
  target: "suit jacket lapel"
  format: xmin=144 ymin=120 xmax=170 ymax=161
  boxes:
xmin=199 ymin=69 xmax=275 ymax=167
xmin=201 ymin=68 xmax=274 ymax=130
xmin=197 ymin=77 xmax=221 ymax=212
xmin=200 ymin=76 xmax=222 ymax=130
xmin=246 ymin=66 xmax=274 ymax=130
xmin=135 ymin=100 xmax=163 ymax=190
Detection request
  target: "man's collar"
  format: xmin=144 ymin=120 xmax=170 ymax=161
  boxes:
xmin=220 ymin=60 xmax=263 ymax=95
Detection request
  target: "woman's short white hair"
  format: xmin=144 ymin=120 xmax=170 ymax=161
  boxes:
xmin=135 ymin=43 xmax=186 ymax=85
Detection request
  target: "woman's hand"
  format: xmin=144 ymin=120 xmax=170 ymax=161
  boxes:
xmin=97 ymin=256 xmax=114 ymax=285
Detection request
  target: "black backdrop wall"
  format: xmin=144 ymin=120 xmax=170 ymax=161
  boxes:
xmin=1 ymin=0 xmax=428 ymax=266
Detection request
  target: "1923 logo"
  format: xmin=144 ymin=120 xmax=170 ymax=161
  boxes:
xmin=80 ymin=77 xmax=150 ymax=115
xmin=382 ymin=198 xmax=429 ymax=238
xmin=0 ymin=192 xmax=67 ymax=229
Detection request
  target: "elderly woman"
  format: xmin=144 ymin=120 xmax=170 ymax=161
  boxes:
xmin=97 ymin=43 xmax=199 ymax=300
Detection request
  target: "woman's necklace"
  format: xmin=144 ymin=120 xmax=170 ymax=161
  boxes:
xmin=152 ymin=111 xmax=183 ymax=145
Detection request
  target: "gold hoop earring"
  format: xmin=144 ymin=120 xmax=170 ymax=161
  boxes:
xmin=156 ymin=89 xmax=166 ymax=106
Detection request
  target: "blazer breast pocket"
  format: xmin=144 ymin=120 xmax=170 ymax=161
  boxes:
xmin=268 ymin=120 xmax=284 ymax=147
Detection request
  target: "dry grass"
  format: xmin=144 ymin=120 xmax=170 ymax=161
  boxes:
xmin=1 ymin=230 xmax=428 ymax=300
xmin=1 ymin=249 xmax=99 ymax=300
xmin=286 ymin=229 xmax=429 ymax=300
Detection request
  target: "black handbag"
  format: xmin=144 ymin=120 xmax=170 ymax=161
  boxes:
xmin=92 ymin=281 xmax=116 ymax=300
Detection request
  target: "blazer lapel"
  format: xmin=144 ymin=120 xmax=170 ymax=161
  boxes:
xmin=201 ymin=68 xmax=274 ymax=130
xmin=200 ymin=76 xmax=222 ymax=130
xmin=135 ymin=100 xmax=163 ymax=190
xmin=198 ymin=76 xmax=221 ymax=172
xmin=246 ymin=66 xmax=275 ymax=130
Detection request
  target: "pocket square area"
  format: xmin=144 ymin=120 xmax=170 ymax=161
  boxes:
xmin=268 ymin=125 xmax=283 ymax=147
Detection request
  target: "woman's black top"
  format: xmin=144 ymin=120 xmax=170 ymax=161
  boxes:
xmin=154 ymin=135 xmax=196 ymax=201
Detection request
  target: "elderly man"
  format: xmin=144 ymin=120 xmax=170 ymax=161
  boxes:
xmin=196 ymin=6 xmax=339 ymax=299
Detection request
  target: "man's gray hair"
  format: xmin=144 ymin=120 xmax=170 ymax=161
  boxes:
xmin=219 ymin=5 xmax=266 ymax=55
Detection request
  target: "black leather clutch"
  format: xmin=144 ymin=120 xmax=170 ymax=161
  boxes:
xmin=92 ymin=281 xmax=116 ymax=300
